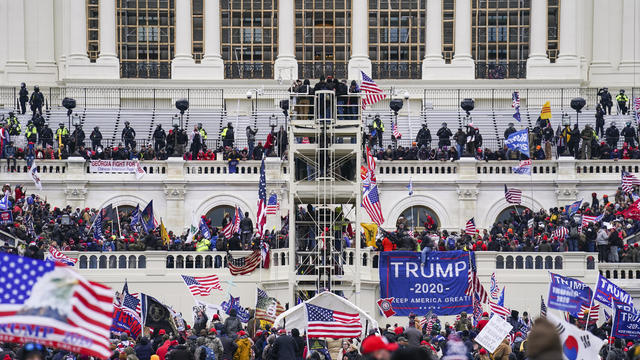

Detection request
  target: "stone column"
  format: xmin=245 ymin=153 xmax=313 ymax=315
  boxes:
xmin=5 ymin=0 xmax=28 ymax=73
xmin=68 ymin=0 xmax=90 ymax=63
xmin=201 ymin=0 xmax=224 ymax=79
xmin=527 ymin=0 xmax=549 ymax=65
xmin=618 ymin=0 xmax=640 ymax=75
xmin=588 ymin=0 xmax=615 ymax=83
xmin=96 ymin=0 xmax=120 ymax=78
xmin=450 ymin=0 xmax=474 ymax=78
xmin=421 ymin=0 xmax=446 ymax=79
xmin=556 ymin=0 xmax=578 ymax=63
xmin=274 ymin=0 xmax=298 ymax=80
xmin=347 ymin=0 xmax=371 ymax=80
xmin=172 ymin=0 xmax=199 ymax=79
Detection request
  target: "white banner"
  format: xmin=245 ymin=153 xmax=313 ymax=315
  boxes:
xmin=474 ymin=315 xmax=514 ymax=353
xmin=89 ymin=160 xmax=146 ymax=179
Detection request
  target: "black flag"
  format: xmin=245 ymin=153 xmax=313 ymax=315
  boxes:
xmin=142 ymin=294 xmax=176 ymax=334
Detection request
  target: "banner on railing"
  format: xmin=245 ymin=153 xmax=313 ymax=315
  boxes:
xmin=0 ymin=211 xmax=13 ymax=225
xmin=379 ymin=251 xmax=472 ymax=316
xmin=89 ymin=160 xmax=145 ymax=179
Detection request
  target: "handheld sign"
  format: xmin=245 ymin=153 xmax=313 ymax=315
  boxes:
xmin=379 ymin=251 xmax=473 ymax=316
xmin=474 ymin=315 xmax=513 ymax=353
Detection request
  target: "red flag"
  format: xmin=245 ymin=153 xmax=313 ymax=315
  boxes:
xmin=622 ymin=199 xmax=640 ymax=220
xmin=376 ymin=298 xmax=396 ymax=318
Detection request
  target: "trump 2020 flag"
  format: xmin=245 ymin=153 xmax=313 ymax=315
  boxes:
xmin=612 ymin=300 xmax=640 ymax=339
xmin=45 ymin=247 xmax=78 ymax=266
xmin=0 ymin=253 xmax=114 ymax=359
xmin=547 ymin=313 xmax=606 ymax=360
xmin=504 ymin=129 xmax=529 ymax=157
xmin=547 ymin=273 xmax=592 ymax=314
xmin=593 ymin=274 xmax=634 ymax=307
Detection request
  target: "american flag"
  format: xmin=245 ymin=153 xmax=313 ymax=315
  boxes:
xmin=604 ymin=309 xmax=611 ymax=322
xmin=512 ymin=91 xmax=520 ymax=108
xmin=0 ymin=253 xmax=114 ymax=359
xmin=577 ymin=304 xmax=600 ymax=322
xmin=425 ymin=316 xmax=435 ymax=333
xmin=465 ymin=218 xmax=476 ymax=235
xmin=634 ymin=97 xmax=640 ymax=123
xmin=473 ymin=294 xmax=484 ymax=325
xmin=122 ymin=292 xmax=140 ymax=315
xmin=504 ymin=185 xmax=522 ymax=204
xmin=419 ymin=310 xmax=433 ymax=330
xmin=122 ymin=281 xmax=142 ymax=316
xmin=581 ymin=215 xmax=597 ymax=227
xmin=366 ymin=146 xmax=376 ymax=174
xmin=256 ymin=157 xmax=267 ymax=237
xmin=255 ymin=288 xmax=285 ymax=323
xmin=181 ymin=275 xmax=222 ymax=296
xmin=360 ymin=71 xmax=386 ymax=110
xmin=46 ymin=246 xmax=77 ymax=266
xmin=228 ymin=250 xmax=262 ymax=275
xmin=232 ymin=206 xmax=243 ymax=234
xmin=266 ymin=193 xmax=279 ymax=215
xmin=362 ymin=184 xmax=384 ymax=225
xmin=301 ymin=137 xmax=310 ymax=144
xmin=222 ymin=217 xmax=234 ymax=239
xmin=490 ymin=272 xmax=500 ymax=300
xmin=489 ymin=301 xmax=511 ymax=319
xmin=540 ymin=295 xmax=547 ymax=317
xmin=622 ymin=171 xmax=640 ymax=193
xmin=305 ymin=303 xmax=362 ymax=339
xmin=465 ymin=253 xmax=489 ymax=303
xmin=392 ymin=122 xmax=402 ymax=139
xmin=552 ymin=226 xmax=568 ymax=239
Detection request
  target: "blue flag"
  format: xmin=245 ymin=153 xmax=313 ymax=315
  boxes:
xmin=513 ymin=107 xmax=521 ymax=122
xmin=199 ymin=217 xmax=211 ymax=239
xmin=547 ymin=273 xmax=593 ymax=314
xmin=141 ymin=201 xmax=155 ymax=232
xmin=567 ymin=200 xmax=582 ymax=216
xmin=497 ymin=287 xmax=505 ymax=307
xmin=407 ymin=178 xmax=413 ymax=196
xmin=130 ymin=205 xmax=141 ymax=229
xmin=593 ymin=274 xmax=634 ymax=307
xmin=93 ymin=211 xmax=105 ymax=240
xmin=0 ymin=192 xmax=10 ymax=211
xmin=504 ymin=129 xmax=529 ymax=157
xmin=612 ymin=300 xmax=640 ymax=339
xmin=221 ymin=295 xmax=250 ymax=323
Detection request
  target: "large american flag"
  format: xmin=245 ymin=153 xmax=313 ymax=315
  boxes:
xmin=257 ymin=157 xmax=267 ymax=237
xmin=0 ymin=253 xmax=114 ymax=359
xmin=489 ymin=301 xmax=511 ymax=319
xmin=228 ymin=250 xmax=262 ymax=275
xmin=232 ymin=207 xmax=243 ymax=234
xmin=392 ymin=122 xmax=402 ymax=139
xmin=222 ymin=218 xmax=234 ymax=239
xmin=552 ymin=226 xmax=568 ymax=239
xmin=181 ymin=275 xmax=222 ymax=296
xmin=465 ymin=218 xmax=477 ymax=235
xmin=362 ymin=184 xmax=384 ymax=225
xmin=46 ymin=247 xmax=78 ymax=266
xmin=360 ymin=71 xmax=386 ymax=110
xmin=266 ymin=193 xmax=279 ymax=215
xmin=305 ymin=303 xmax=362 ymax=339
xmin=504 ymin=185 xmax=522 ymax=204
xmin=622 ymin=171 xmax=640 ymax=193
xmin=465 ymin=253 xmax=489 ymax=303
xmin=490 ymin=272 xmax=500 ymax=300
xmin=581 ymin=215 xmax=597 ymax=227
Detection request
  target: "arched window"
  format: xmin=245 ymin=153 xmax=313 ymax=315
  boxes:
xmin=496 ymin=255 xmax=504 ymax=269
xmin=545 ymin=256 xmax=553 ymax=269
xmin=98 ymin=255 xmax=106 ymax=269
xmin=79 ymin=256 xmax=88 ymax=269
xmin=506 ymin=256 xmax=514 ymax=269
xmin=535 ymin=256 xmax=543 ymax=269
xmin=118 ymin=255 xmax=127 ymax=268
xmin=399 ymin=206 xmax=440 ymax=230
xmin=128 ymin=256 xmax=137 ymax=268
xmin=515 ymin=256 xmax=523 ymax=269
xmin=495 ymin=206 xmax=530 ymax=225
xmin=554 ymin=256 xmax=563 ymax=269
xmin=138 ymin=255 xmax=146 ymax=268
xmin=525 ymin=256 xmax=533 ymax=269
xmin=205 ymin=205 xmax=236 ymax=228
xmin=586 ymin=256 xmax=595 ymax=270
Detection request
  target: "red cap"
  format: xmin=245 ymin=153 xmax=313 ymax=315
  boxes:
xmin=628 ymin=342 xmax=634 ymax=347
xmin=394 ymin=327 xmax=404 ymax=335
xmin=278 ymin=329 xmax=286 ymax=334
xmin=209 ymin=328 xmax=217 ymax=334
xmin=479 ymin=348 xmax=488 ymax=355
xmin=361 ymin=335 xmax=399 ymax=355
xmin=237 ymin=330 xmax=247 ymax=336
xmin=158 ymin=329 xmax=166 ymax=335
xmin=213 ymin=314 xmax=220 ymax=320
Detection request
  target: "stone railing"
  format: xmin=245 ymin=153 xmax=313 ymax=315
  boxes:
xmin=598 ymin=263 xmax=640 ymax=280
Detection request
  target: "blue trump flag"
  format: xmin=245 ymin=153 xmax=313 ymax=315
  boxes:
xmin=594 ymin=274 xmax=634 ymax=307
xmin=566 ymin=200 xmax=583 ymax=216
xmin=547 ymin=273 xmax=593 ymax=314
xmin=221 ymin=295 xmax=251 ymax=323
xmin=612 ymin=300 xmax=640 ymax=339
xmin=199 ymin=217 xmax=211 ymax=239
xmin=504 ymin=129 xmax=529 ymax=157
xmin=141 ymin=201 xmax=155 ymax=232
xmin=379 ymin=250 xmax=473 ymax=316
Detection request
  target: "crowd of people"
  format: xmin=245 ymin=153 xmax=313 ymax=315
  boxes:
xmin=2 ymin=307 xmax=639 ymax=360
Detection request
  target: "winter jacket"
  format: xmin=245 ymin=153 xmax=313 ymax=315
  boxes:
xmin=493 ymin=339 xmax=512 ymax=360
xmin=166 ymin=344 xmax=194 ymax=360
xmin=224 ymin=316 xmax=242 ymax=335
xmin=233 ymin=337 xmax=252 ymax=360
xmin=135 ymin=339 xmax=154 ymax=360
xmin=220 ymin=336 xmax=238 ymax=360
xmin=272 ymin=335 xmax=298 ymax=360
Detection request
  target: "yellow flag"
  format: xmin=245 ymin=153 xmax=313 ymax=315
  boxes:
xmin=540 ymin=101 xmax=552 ymax=120
xmin=360 ymin=222 xmax=378 ymax=248
xmin=160 ymin=220 xmax=170 ymax=246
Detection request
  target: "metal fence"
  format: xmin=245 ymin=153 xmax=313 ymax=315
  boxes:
xmin=120 ymin=62 xmax=171 ymax=79
xmin=298 ymin=63 xmax=348 ymax=80
xmin=475 ymin=61 xmax=527 ymax=79
xmin=224 ymin=63 xmax=274 ymax=79
xmin=371 ymin=63 xmax=422 ymax=79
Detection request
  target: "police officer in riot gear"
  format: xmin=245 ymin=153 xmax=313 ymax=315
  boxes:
xmin=90 ymin=126 xmax=103 ymax=150
xmin=40 ymin=123 xmax=53 ymax=148
xmin=621 ymin=121 xmax=637 ymax=147
xmin=436 ymin=122 xmax=452 ymax=148
xmin=598 ymin=87 xmax=613 ymax=115
xmin=372 ymin=115 xmax=384 ymax=148
xmin=616 ymin=89 xmax=629 ymax=115
xmin=121 ymin=121 xmax=136 ymax=149
xmin=19 ymin=83 xmax=28 ymax=115
xmin=153 ymin=124 xmax=166 ymax=153
xmin=416 ymin=123 xmax=431 ymax=148
xmin=29 ymin=85 xmax=44 ymax=118
xmin=605 ymin=122 xmax=620 ymax=150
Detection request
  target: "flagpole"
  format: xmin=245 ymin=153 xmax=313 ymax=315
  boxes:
xmin=116 ymin=205 xmax=122 ymax=237
xmin=609 ymin=297 xmax=615 ymax=350
xmin=584 ymin=288 xmax=596 ymax=331
xmin=253 ymin=287 xmax=259 ymax=337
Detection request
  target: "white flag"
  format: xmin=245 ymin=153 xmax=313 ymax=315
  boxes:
xmin=29 ymin=163 xmax=42 ymax=191
xmin=135 ymin=161 xmax=146 ymax=180
xmin=185 ymin=211 xmax=199 ymax=244
xmin=547 ymin=313 xmax=606 ymax=360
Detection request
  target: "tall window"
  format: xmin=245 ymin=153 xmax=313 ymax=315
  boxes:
xmin=442 ymin=0 xmax=455 ymax=63
xmin=117 ymin=0 xmax=175 ymax=78
xmin=472 ymin=0 xmax=530 ymax=79
xmin=221 ymin=0 xmax=277 ymax=79
xmin=547 ymin=0 xmax=559 ymax=62
xmin=295 ymin=0 xmax=351 ymax=80
xmin=192 ymin=0 xmax=204 ymax=63
xmin=87 ymin=0 xmax=99 ymax=62
xmin=368 ymin=0 xmax=424 ymax=79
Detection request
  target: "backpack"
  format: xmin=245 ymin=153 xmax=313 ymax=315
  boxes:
xmin=198 ymin=345 xmax=216 ymax=360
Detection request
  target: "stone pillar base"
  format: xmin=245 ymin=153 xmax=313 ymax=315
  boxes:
xmin=274 ymin=56 xmax=298 ymax=81
xmin=422 ymin=59 xmax=474 ymax=80
xmin=526 ymin=61 xmax=581 ymax=80
xmin=199 ymin=56 xmax=225 ymax=80
xmin=95 ymin=55 xmax=121 ymax=80
xmin=588 ymin=62 xmax=616 ymax=87
xmin=171 ymin=57 xmax=201 ymax=80
xmin=347 ymin=56 xmax=372 ymax=80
